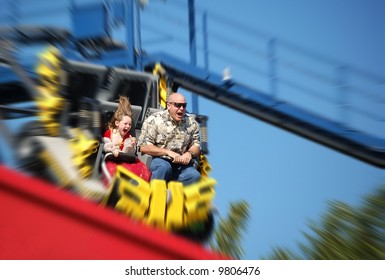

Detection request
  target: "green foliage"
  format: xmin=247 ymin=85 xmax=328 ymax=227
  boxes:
xmin=209 ymin=200 xmax=250 ymax=259
xmin=268 ymin=186 xmax=385 ymax=260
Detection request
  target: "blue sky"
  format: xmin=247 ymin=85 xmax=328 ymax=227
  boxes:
xmin=138 ymin=0 xmax=385 ymax=259
xmin=200 ymin=0 xmax=385 ymax=259
xmin=3 ymin=0 xmax=385 ymax=259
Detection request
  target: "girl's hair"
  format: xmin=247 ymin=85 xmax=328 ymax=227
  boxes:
xmin=108 ymin=95 xmax=133 ymax=130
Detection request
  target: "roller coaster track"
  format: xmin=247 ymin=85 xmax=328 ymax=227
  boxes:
xmin=142 ymin=52 xmax=385 ymax=168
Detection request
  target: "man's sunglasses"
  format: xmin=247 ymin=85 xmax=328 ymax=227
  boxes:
xmin=168 ymin=102 xmax=187 ymax=109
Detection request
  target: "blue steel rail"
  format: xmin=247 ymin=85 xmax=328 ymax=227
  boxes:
xmin=142 ymin=52 xmax=385 ymax=168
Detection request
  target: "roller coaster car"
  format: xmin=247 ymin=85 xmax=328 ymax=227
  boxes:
xmin=101 ymin=162 xmax=216 ymax=242
xmin=19 ymin=133 xmax=216 ymax=242
xmin=1 ymin=45 xmax=217 ymax=243
xmin=19 ymin=136 xmax=216 ymax=241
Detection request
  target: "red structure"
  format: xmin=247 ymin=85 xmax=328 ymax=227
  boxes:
xmin=0 ymin=165 xmax=227 ymax=260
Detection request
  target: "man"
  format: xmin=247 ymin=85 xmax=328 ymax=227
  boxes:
xmin=138 ymin=92 xmax=201 ymax=185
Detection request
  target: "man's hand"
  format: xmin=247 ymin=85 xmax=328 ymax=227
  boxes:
xmin=172 ymin=152 xmax=192 ymax=165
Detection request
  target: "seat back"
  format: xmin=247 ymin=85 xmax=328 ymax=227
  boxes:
xmin=135 ymin=107 xmax=164 ymax=168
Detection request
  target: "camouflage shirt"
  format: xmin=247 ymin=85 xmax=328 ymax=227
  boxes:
xmin=138 ymin=109 xmax=200 ymax=154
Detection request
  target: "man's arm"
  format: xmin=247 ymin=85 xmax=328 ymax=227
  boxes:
xmin=139 ymin=143 xmax=179 ymax=158
xmin=186 ymin=145 xmax=200 ymax=158
xmin=184 ymin=118 xmax=201 ymax=158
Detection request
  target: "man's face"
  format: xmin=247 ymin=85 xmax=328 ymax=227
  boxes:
xmin=167 ymin=94 xmax=187 ymax=122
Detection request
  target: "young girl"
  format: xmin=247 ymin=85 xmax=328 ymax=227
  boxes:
xmin=102 ymin=96 xmax=151 ymax=183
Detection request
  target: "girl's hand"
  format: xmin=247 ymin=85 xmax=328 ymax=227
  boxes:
xmin=130 ymin=137 xmax=137 ymax=146
xmin=113 ymin=148 xmax=120 ymax=157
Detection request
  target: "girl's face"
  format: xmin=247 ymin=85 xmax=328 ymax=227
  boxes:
xmin=115 ymin=115 xmax=132 ymax=136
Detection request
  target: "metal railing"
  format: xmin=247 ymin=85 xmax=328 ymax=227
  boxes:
xmin=139 ymin=0 xmax=385 ymax=139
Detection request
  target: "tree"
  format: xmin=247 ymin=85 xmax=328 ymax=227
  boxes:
xmin=209 ymin=200 xmax=250 ymax=259
xmin=267 ymin=186 xmax=385 ymax=260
